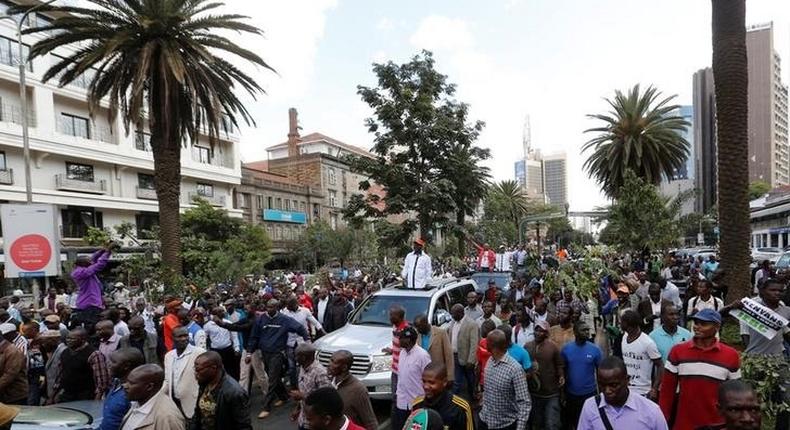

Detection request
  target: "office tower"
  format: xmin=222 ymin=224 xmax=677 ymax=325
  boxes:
xmin=693 ymin=67 xmax=718 ymax=214
xmin=542 ymin=152 xmax=568 ymax=208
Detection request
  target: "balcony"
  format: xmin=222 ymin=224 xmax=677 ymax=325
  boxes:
xmin=55 ymin=174 xmax=107 ymax=194
xmin=56 ymin=117 xmax=114 ymax=144
xmin=0 ymin=168 xmax=12 ymax=185
xmin=190 ymin=147 xmax=234 ymax=169
xmin=0 ymin=102 xmax=36 ymax=127
xmin=136 ymin=187 xmax=157 ymax=200
xmin=188 ymin=192 xmax=225 ymax=207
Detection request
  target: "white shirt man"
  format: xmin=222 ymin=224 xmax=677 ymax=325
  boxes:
xmin=203 ymin=319 xmax=240 ymax=352
xmin=402 ymin=240 xmax=432 ymax=289
xmin=281 ymin=305 xmax=323 ymax=347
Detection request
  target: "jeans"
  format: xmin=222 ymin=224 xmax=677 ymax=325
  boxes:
xmin=529 ymin=395 xmax=560 ymax=430
xmin=261 ymin=351 xmax=288 ymax=411
xmin=564 ymin=391 xmax=595 ymax=430
xmin=453 ymin=353 xmax=477 ymax=401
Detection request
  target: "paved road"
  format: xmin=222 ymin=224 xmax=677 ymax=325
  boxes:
xmin=249 ymin=386 xmax=392 ymax=430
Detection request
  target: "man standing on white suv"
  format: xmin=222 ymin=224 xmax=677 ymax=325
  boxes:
xmin=402 ymin=238 xmax=432 ymax=289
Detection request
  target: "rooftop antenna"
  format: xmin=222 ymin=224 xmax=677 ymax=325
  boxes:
xmin=522 ymin=114 xmax=532 ymax=159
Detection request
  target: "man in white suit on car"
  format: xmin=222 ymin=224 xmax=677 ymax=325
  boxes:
xmin=402 ymin=238 xmax=432 ymax=289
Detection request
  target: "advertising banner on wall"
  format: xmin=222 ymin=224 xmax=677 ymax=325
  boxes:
xmin=1 ymin=204 xmax=61 ymax=278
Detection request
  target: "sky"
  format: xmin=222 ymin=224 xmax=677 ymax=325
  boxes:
xmin=224 ymin=0 xmax=790 ymax=211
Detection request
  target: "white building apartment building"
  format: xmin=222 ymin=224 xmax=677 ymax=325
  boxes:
xmin=0 ymin=5 xmax=241 ymax=246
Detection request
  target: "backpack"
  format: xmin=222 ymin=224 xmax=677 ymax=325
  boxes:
xmin=691 ymin=295 xmax=720 ymax=311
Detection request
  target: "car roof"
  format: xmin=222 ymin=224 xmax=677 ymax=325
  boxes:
xmin=373 ymin=278 xmax=474 ymax=297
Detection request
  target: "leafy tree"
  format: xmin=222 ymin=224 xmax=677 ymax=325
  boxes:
xmin=712 ymin=0 xmax=751 ymax=301
xmin=489 ymin=180 xmax=530 ymax=232
xmin=599 ymin=170 xmax=682 ymax=253
xmin=583 ymin=85 xmax=691 ymax=198
xmin=443 ymin=145 xmax=491 ymax=256
xmin=748 ymin=180 xmax=771 ymax=201
xmin=25 ymin=0 xmax=273 ymax=274
xmin=344 ymin=50 xmax=488 ymax=240
xmin=290 ymin=222 xmax=379 ymax=269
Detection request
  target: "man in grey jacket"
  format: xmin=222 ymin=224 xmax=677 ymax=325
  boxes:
xmin=446 ymin=304 xmax=480 ymax=401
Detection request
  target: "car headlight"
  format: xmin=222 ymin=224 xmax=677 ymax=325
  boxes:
xmin=369 ymin=355 xmax=392 ymax=373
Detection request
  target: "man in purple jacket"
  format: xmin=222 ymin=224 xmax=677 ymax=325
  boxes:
xmin=71 ymin=243 xmax=115 ymax=331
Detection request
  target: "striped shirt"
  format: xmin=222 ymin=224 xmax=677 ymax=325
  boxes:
xmin=390 ymin=321 xmax=409 ymax=374
xmin=658 ymin=340 xmax=740 ymax=430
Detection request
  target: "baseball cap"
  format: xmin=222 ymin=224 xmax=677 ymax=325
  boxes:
xmin=414 ymin=238 xmax=426 ymax=247
xmin=0 ymin=323 xmax=17 ymax=335
xmin=690 ymin=308 xmax=722 ymax=324
xmin=616 ymin=284 xmax=630 ymax=294
xmin=398 ymin=326 xmax=419 ymax=340
xmin=44 ymin=314 xmax=61 ymax=323
xmin=534 ymin=319 xmax=550 ymax=331
xmin=403 ymin=408 xmax=444 ymax=430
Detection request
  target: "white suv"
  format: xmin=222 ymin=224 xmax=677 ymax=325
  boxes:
xmin=313 ymin=277 xmax=477 ymax=399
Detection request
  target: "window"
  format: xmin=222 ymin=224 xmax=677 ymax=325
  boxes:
xmin=66 ymin=162 xmax=94 ymax=182
xmin=292 ymin=200 xmax=298 ymax=211
xmin=61 ymin=207 xmax=102 ymax=238
xmin=197 ymin=183 xmax=214 ymax=197
xmin=330 ymin=213 xmax=338 ymax=230
xmin=276 ymin=198 xmax=282 ymax=210
xmin=256 ymin=195 xmax=264 ymax=209
xmin=327 ymin=167 xmax=337 ymax=185
xmin=60 ymin=113 xmax=90 ymax=139
xmin=135 ymin=132 xmax=152 ymax=152
xmin=239 ymin=193 xmax=251 ymax=208
xmin=267 ymin=196 xmax=273 ymax=210
xmin=0 ymin=35 xmax=32 ymax=71
xmin=300 ymin=202 xmax=306 ymax=213
xmin=329 ymin=190 xmax=337 ymax=208
xmin=284 ymin=199 xmax=290 ymax=211
xmin=195 ymin=146 xmax=211 ymax=164
xmin=135 ymin=212 xmax=158 ymax=239
xmin=0 ymin=151 xmax=6 ymax=170
xmin=138 ymin=173 xmax=155 ymax=190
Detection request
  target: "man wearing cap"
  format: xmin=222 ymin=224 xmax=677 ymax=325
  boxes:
xmin=162 ymin=298 xmax=183 ymax=351
xmin=111 ymin=282 xmax=131 ymax=308
xmin=659 ymin=309 xmax=741 ymax=430
xmin=1 ymin=323 xmax=27 ymax=358
xmin=525 ymin=319 xmax=564 ymax=430
xmin=393 ymin=326 xmax=432 ymax=430
xmin=402 ymin=238 xmax=432 ymax=289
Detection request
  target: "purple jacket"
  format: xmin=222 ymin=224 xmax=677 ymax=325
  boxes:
xmin=71 ymin=250 xmax=110 ymax=310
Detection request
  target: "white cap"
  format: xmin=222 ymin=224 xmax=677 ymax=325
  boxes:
xmin=0 ymin=323 xmax=17 ymax=335
xmin=114 ymin=282 xmax=125 ymax=287
xmin=290 ymin=282 xmax=297 ymax=289
xmin=12 ymin=289 xmax=23 ymax=297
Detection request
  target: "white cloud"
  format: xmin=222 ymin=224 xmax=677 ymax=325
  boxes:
xmin=376 ymin=17 xmax=394 ymax=31
xmin=409 ymin=16 xmax=474 ymax=52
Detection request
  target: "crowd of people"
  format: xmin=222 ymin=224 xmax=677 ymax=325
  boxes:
xmin=0 ymin=240 xmax=787 ymax=430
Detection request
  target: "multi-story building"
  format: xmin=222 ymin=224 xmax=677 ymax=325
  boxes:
xmin=660 ymin=105 xmax=695 ymax=215
xmin=693 ymin=67 xmax=718 ymax=214
xmin=514 ymin=152 xmax=544 ymax=200
xmin=233 ymin=166 xmax=321 ymax=254
xmin=746 ymin=22 xmax=790 ymax=187
xmin=0 ymin=5 xmax=241 ymax=247
xmin=542 ymin=152 xmax=568 ymax=208
xmin=249 ymin=108 xmax=372 ymax=230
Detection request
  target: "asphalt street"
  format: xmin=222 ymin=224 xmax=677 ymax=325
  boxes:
xmin=249 ymin=386 xmax=393 ymax=430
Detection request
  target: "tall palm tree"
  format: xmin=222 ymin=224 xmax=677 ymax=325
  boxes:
xmin=490 ymin=180 xmax=529 ymax=235
xmin=444 ymin=144 xmax=491 ymax=256
xmin=583 ymin=85 xmax=691 ymax=198
xmin=23 ymin=0 xmax=272 ymax=274
xmin=712 ymin=0 xmax=750 ymax=301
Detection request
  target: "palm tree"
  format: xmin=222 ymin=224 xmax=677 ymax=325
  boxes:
xmin=490 ymin=180 xmax=529 ymax=234
xmin=582 ymin=85 xmax=691 ymax=198
xmin=712 ymin=0 xmax=750 ymax=301
xmin=23 ymin=0 xmax=273 ymax=274
xmin=444 ymin=144 xmax=491 ymax=256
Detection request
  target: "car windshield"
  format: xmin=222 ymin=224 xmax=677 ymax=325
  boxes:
xmin=14 ymin=406 xmax=92 ymax=426
xmin=351 ymin=295 xmax=430 ymax=326
xmin=777 ymin=253 xmax=790 ymax=269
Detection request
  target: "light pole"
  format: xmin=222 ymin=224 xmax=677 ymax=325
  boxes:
xmin=0 ymin=0 xmax=58 ymax=204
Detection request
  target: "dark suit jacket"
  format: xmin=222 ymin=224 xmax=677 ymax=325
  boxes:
xmin=190 ymin=373 xmax=251 ymax=430
xmin=324 ymin=297 xmax=354 ymax=333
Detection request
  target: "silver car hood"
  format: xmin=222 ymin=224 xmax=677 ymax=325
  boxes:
xmin=315 ymin=323 xmax=391 ymax=355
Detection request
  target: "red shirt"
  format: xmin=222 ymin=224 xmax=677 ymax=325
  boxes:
xmin=162 ymin=313 xmax=180 ymax=351
xmin=298 ymin=293 xmax=313 ymax=311
xmin=658 ymin=340 xmax=741 ymax=430
xmin=476 ymin=338 xmax=491 ymax=385
xmin=347 ymin=417 xmax=366 ymax=430
xmin=391 ymin=321 xmax=409 ymax=374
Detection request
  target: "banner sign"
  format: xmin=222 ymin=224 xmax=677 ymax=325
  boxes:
xmin=263 ymin=209 xmax=307 ymax=224
xmin=730 ymin=298 xmax=789 ymax=340
xmin=1 ymin=204 xmax=61 ymax=278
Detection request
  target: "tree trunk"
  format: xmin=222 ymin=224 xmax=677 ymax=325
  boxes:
xmin=456 ymin=212 xmax=465 ymax=257
xmin=712 ymin=0 xmax=750 ymax=301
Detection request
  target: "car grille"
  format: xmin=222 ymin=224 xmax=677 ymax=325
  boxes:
xmin=317 ymin=350 xmax=371 ymax=376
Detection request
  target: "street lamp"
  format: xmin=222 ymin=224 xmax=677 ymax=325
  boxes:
xmin=0 ymin=0 xmax=58 ymax=204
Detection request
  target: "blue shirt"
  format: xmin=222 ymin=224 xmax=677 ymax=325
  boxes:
xmin=507 ymin=343 xmax=533 ymax=371
xmin=561 ymin=341 xmax=602 ymax=396
xmin=649 ymin=325 xmax=692 ymax=362
xmin=100 ymin=379 xmax=130 ymax=430
xmin=420 ymin=332 xmax=431 ymax=351
xmin=247 ymin=312 xmax=308 ymax=353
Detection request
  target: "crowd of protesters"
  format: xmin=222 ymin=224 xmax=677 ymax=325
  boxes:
xmin=0 ymin=240 xmax=787 ymax=430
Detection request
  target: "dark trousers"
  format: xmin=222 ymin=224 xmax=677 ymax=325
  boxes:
xmin=564 ymin=391 xmax=595 ymax=430
xmin=212 ymin=346 xmax=239 ymax=381
xmin=390 ymin=372 xmax=399 ymax=418
xmin=479 ymin=421 xmax=517 ymax=430
xmin=72 ymin=306 xmax=103 ymax=334
xmin=286 ymin=345 xmax=298 ymax=388
xmin=453 ymin=353 xmax=477 ymax=401
xmin=392 ymin=407 xmax=410 ymax=430
xmin=262 ymin=351 xmax=288 ymax=411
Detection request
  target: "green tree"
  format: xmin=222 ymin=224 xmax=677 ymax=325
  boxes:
xmin=488 ymin=180 xmax=530 ymax=234
xmin=443 ymin=145 xmax=491 ymax=256
xmin=344 ymin=50 xmax=488 ymax=239
xmin=599 ymin=170 xmax=682 ymax=253
xmin=712 ymin=0 xmax=751 ymax=302
xmin=583 ymin=85 xmax=691 ymax=198
xmin=25 ymin=0 xmax=273 ymax=274
xmin=748 ymin=180 xmax=771 ymax=201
